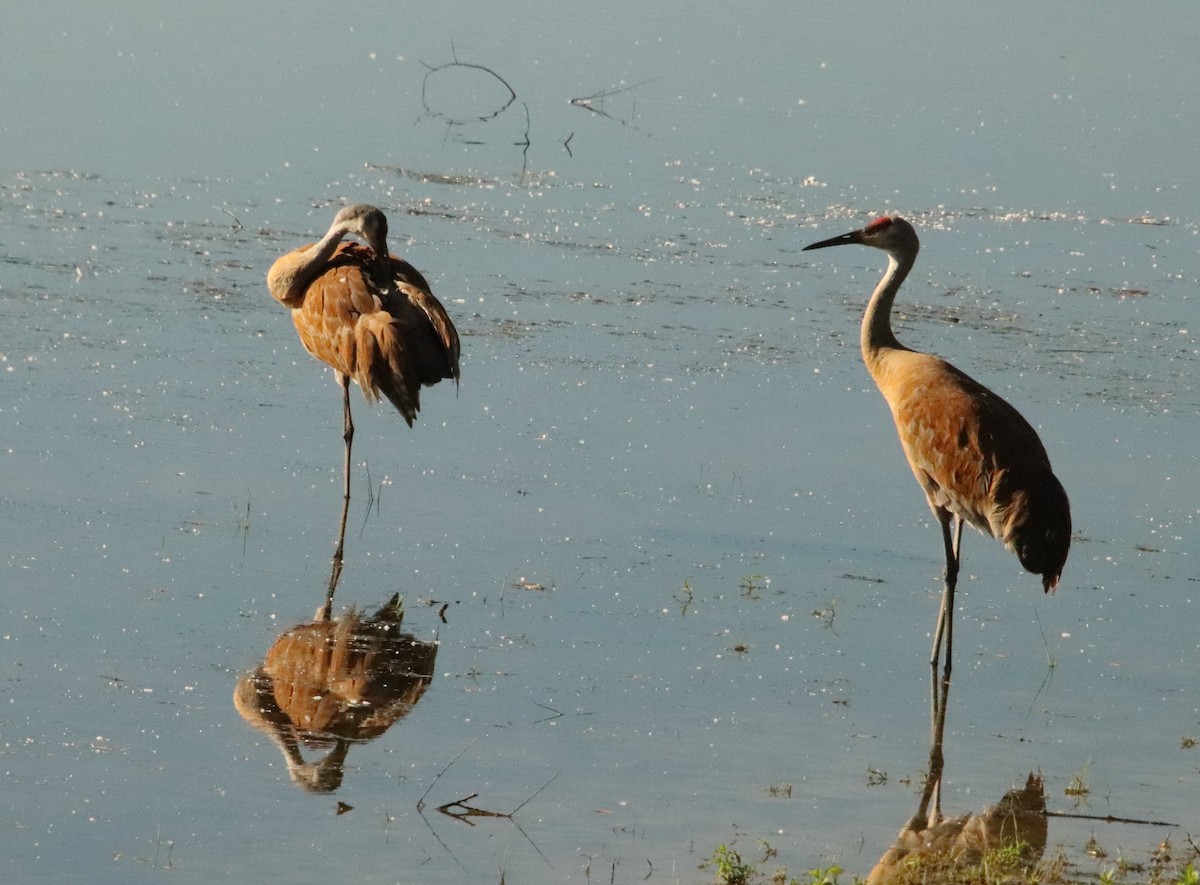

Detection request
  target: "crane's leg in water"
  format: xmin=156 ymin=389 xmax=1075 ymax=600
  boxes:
xmin=324 ymin=374 xmax=354 ymax=618
xmin=929 ymin=511 xmax=962 ymax=694
xmin=912 ymin=714 xmax=947 ymax=830
xmin=926 ymin=511 xmax=962 ymax=825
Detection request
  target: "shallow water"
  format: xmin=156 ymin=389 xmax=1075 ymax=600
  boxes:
xmin=3 ymin=3 xmax=1198 ymax=883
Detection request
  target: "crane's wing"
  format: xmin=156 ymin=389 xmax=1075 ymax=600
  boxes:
xmin=386 ymin=256 xmax=461 ymax=384
xmin=882 ymin=351 xmax=1070 ymax=588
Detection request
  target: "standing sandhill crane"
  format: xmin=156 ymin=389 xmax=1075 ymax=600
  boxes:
xmin=267 ymin=204 xmax=460 ymax=577
xmin=803 ymin=216 xmax=1070 ymax=743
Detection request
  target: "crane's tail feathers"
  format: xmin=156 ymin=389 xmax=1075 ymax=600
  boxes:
xmin=1003 ymin=479 xmax=1071 ymax=595
xmin=357 ymin=315 xmax=419 ymax=426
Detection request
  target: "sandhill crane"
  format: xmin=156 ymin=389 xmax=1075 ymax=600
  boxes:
xmin=267 ymin=204 xmax=460 ymax=572
xmin=803 ymin=216 xmax=1070 ymax=735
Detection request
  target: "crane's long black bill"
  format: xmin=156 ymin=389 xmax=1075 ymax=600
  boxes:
xmin=802 ymin=229 xmax=862 ymax=251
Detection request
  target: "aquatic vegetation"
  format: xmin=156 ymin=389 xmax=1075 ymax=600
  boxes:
xmin=803 ymin=864 xmax=851 ymax=885
xmin=1065 ymin=762 xmax=1092 ymax=802
xmin=739 ymin=573 xmax=768 ymax=600
xmin=699 ymin=827 xmax=1199 ymax=885
xmin=707 ymin=844 xmax=755 ymax=885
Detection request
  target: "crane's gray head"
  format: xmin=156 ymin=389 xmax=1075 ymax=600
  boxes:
xmin=332 ymin=203 xmax=389 ymax=258
xmin=803 ymin=216 xmax=919 ymax=256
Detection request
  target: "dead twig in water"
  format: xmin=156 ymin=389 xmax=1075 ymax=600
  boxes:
xmin=358 ymin=461 xmax=382 ymax=539
xmin=417 ymin=735 xmax=481 ymax=813
xmin=435 ymin=772 xmax=558 ymax=827
xmin=569 ymin=79 xmax=659 ymax=125
xmin=419 ymin=43 xmax=517 ymax=124
xmin=417 ymin=45 xmax=533 ymax=184
xmin=415 ymin=737 xmax=480 ymax=869
xmin=234 ymin=492 xmax=251 ymax=565
xmin=437 ymin=792 xmax=507 ymax=823
xmin=516 ymin=101 xmax=531 ymax=184
xmin=151 ymin=817 xmax=174 ymax=871
xmin=417 ymin=741 xmax=558 ymax=867
xmin=1025 ymin=606 xmax=1056 ymax=718
xmin=218 ymin=207 xmax=244 ymax=233
xmin=1045 ymin=809 xmax=1178 ymax=827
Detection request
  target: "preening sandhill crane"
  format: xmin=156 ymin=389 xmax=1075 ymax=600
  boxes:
xmin=803 ymin=216 xmax=1070 ymax=733
xmin=267 ymin=204 xmax=460 ymax=572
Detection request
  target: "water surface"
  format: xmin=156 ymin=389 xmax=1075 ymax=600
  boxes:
xmin=3 ymin=3 xmax=1198 ymax=883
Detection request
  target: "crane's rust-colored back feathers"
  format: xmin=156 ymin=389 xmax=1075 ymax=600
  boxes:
xmin=870 ymin=334 xmax=1070 ymax=592
xmin=275 ymin=241 xmax=460 ymax=426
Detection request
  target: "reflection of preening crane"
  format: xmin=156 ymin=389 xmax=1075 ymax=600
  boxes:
xmin=803 ymin=216 xmax=1071 ymax=751
xmin=233 ymin=594 xmax=439 ymax=794
xmin=267 ymin=205 xmax=460 ymax=585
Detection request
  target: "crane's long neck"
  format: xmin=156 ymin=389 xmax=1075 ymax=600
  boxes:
xmin=268 ymin=224 xmax=349 ymax=307
xmin=861 ymin=249 xmax=915 ymax=373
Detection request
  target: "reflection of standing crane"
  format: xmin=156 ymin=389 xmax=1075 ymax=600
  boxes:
xmin=803 ymin=216 xmax=1071 ymax=742
xmin=867 ymin=768 xmax=1047 ymax=884
xmin=267 ymin=205 xmax=460 ymax=574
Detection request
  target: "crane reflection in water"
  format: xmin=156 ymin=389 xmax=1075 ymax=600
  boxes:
xmin=234 ymin=593 xmax=438 ymax=793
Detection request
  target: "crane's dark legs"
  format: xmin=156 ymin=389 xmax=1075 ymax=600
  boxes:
xmin=340 ymin=373 xmax=354 ymax=514
xmin=930 ymin=512 xmax=962 ymax=684
xmin=911 ymin=702 xmax=947 ymax=832
xmin=925 ymin=511 xmax=963 ymax=826
xmin=323 ymin=376 xmax=354 ymax=619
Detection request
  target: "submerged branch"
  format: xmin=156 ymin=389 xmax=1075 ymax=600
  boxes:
xmin=569 ymin=78 xmax=659 ymax=124
xmin=1045 ymin=809 xmax=1178 ymax=827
